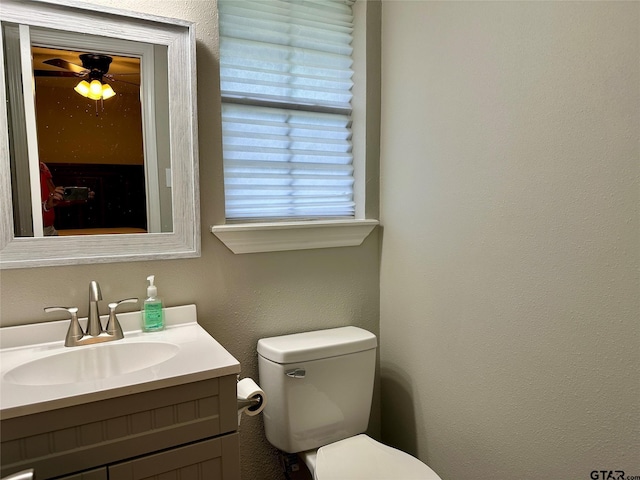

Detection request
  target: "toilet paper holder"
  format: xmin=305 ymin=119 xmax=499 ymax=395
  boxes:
xmin=236 ymin=376 xmax=266 ymax=416
xmin=237 ymin=395 xmax=262 ymax=411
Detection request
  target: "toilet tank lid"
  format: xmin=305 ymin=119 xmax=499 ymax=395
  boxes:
xmin=258 ymin=326 xmax=377 ymax=364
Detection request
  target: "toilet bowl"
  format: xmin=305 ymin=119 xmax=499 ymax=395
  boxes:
xmin=257 ymin=326 xmax=442 ymax=480
xmin=300 ymin=434 xmax=441 ymax=480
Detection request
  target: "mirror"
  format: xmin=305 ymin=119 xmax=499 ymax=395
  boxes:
xmin=0 ymin=0 xmax=200 ymax=268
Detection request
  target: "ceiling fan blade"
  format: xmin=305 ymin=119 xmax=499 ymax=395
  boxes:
xmin=43 ymin=58 xmax=87 ymax=74
xmin=34 ymin=70 xmax=82 ymax=78
xmin=104 ymin=74 xmax=139 ymax=86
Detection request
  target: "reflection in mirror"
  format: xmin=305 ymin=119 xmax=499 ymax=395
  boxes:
xmin=0 ymin=0 xmax=199 ymax=269
xmin=33 ymin=47 xmax=146 ymax=236
xmin=4 ymin=25 xmax=172 ymax=237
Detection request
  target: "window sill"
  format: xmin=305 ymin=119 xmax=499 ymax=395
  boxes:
xmin=210 ymin=219 xmax=379 ymax=254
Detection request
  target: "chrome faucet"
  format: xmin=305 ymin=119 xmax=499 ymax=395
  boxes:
xmin=45 ymin=281 xmax=138 ymax=347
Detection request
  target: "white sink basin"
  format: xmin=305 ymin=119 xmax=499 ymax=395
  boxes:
xmin=3 ymin=341 xmax=179 ymax=386
xmin=0 ymin=304 xmax=241 ymax=419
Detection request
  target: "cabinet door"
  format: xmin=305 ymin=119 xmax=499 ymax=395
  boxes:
xmin=108 ymin=434 xmax=239 ymax=480
xmin=56 ymin=467 xmax=107 ymax=480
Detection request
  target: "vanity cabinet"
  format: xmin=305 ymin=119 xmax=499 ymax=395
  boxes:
xmin=0 ymin=376 xmax=240 ymax=480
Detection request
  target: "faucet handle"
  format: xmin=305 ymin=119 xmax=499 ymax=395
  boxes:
xmin=105 ymin=298 xmax=138 ymax=339
xmin=112 ymin=297 xmax=139 ymax=308
xmin=45 ymin=306 xmax=83 ymax=347
xmin=44 ymin=306 xmax=79 ymax=317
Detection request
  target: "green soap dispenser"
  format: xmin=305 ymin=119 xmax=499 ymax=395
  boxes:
xmin=143 ymin=275 xmax=164 ymax=331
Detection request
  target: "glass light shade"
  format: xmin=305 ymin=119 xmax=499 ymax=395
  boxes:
xmin=74 ymin=80 xmax=91 ymax=97
xmin=101 ymin=83 xmax=116 ymax=99
xmin=87 ymin=80 xmax=103 ymax=100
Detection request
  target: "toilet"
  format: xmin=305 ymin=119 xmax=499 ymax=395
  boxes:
xmin=257 ymin=326 xmax=442 ymax=480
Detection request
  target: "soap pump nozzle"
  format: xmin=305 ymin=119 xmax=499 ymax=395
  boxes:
xmin=147 ymin=275 xmax=157 ymax=299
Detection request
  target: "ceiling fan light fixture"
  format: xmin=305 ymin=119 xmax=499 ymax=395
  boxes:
xmin=45 ymin=53 xmax=120 ymax=102
xmin=74 ymin=78 xmax=116 ymax=101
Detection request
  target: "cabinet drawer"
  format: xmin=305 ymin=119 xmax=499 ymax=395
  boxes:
xmin=109 ymin=433 xmax=239 ymax=480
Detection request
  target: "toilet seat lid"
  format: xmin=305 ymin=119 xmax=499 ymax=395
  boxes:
xmin=314 ymin=435 xmax=441 ymax=480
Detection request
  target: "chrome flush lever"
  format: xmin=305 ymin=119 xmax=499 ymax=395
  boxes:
xmin=285 ymin=368 xmax=306 ymax=379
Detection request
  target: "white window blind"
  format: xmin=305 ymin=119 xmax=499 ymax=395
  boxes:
xmin=219 ymin=0 xmax=355 ymax=220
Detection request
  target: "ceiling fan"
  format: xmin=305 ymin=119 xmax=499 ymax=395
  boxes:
xmin=34 ymin=53 xmax=139 ymax=100
xmin=35 ymin=54 xmax=124 ymax=81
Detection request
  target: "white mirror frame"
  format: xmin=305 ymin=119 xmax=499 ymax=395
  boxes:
xmin=0 ymin=0 xmax=200 ymax=269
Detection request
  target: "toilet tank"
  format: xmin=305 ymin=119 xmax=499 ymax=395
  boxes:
xmin=257 ymin=326 xmax=377 ymax=453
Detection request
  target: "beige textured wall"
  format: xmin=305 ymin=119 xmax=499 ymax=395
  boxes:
xmin=380 ymin=2 xmax=639 ymax=480
xmin=0 ymin=2 xmax=380 ymax=479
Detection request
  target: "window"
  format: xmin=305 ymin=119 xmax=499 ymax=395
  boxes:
xmin=212 ymin=0 xmax=378 ymax=253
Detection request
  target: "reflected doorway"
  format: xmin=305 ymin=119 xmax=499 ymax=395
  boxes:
xmin=33 ymin=46 xmax=147 ymax=235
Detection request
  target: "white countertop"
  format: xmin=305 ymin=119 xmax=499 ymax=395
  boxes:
xmin=0 ymin=304 xmax=240 ymax=419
